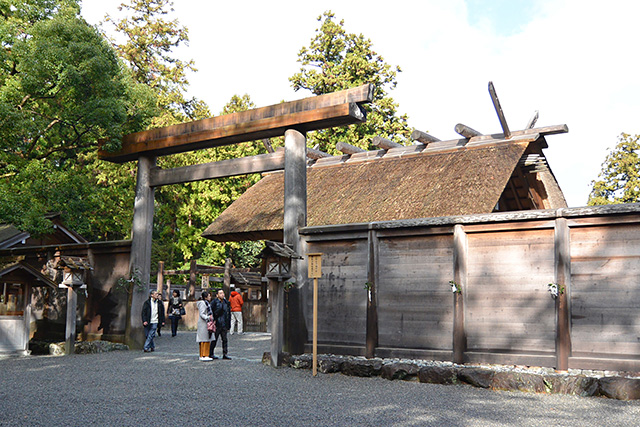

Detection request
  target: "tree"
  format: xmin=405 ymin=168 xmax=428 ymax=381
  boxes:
xmin=588 ymin=133 xmax=640 ymax=205
xmin=104 ymin=0 xmax=209 ymax=127
xmin=289 ymin=11 xmax=411 ymax=154
xmin=0 ymin=0 xmax=157 ymax=237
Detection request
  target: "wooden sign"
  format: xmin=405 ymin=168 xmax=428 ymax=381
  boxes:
xmin=308 ymin=253 xmax=322 ymax=278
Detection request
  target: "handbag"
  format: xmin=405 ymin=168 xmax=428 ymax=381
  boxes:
xmin=207 ymin=319 xmax=217 ymax=333
xmin=179 ymin=307 xmax=186 ymax=316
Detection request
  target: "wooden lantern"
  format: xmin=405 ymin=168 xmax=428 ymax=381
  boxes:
xmin=259 ymin=241 xmax=302 ymax=281
xmin=56 ymin=256 xmax=92 ymax=287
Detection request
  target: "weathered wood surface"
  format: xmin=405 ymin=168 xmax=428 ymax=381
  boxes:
xmin=149 ymin=151 xmax=285 ymax=187
xmin=555 ymin=218 xmax=571 ymax=370
xmin=570 ymin=224 xmax=640 ymax=358
xmin=411 ymin=129 xmax=441 ymax=144
xmin=454 ymin=228 xmax=554 ymax=354
xmin=99 ymin=84 xmax=373 ymax=163
xmin=372 ymin=136 xmax=403 ymax=149
xmin=298 ymin=203 xmax=640 ymax=369
xmin=305 ymin=240 xmax=368 ymax=345
xmin=376 ymin=235 xmax=454 ymax=350
xmin=336 ymin=141 xmax=366 ymax=154
xmin=488 ymin=81 xmax=511 ymax=139
xmin=366 ymin=230 xmax=379 ymax=358
xmin=283 ymin=129 xmax=307 ymax=354
xmin=453 ymin=224 xmax=467 ymax=364
xmin=455 ymin=123 xmax=483 ymax=139
xmin=306 ymin=147 xmax=332 ymax=160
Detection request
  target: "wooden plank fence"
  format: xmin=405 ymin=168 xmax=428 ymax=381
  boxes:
xmin=299 ymin=204 xmax=640 ymax=371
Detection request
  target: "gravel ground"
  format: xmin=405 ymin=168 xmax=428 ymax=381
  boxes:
xmin=1 ymin=331 xmax=639 ymax=427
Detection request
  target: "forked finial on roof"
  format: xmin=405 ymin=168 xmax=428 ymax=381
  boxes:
xmin=488 ymin=81 xmax=512 ymax=139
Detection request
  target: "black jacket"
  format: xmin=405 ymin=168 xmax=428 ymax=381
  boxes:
xmin=141 ymin=298 xmax=165 ymax=325
xmin=167 ymin=296 xmax=183 ymax=316
xmin=211 ymin=297 xmax=231 ymax=331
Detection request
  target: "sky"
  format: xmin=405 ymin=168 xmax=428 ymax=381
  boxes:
xmin=81 ymin=0 xmax=640 ymax=208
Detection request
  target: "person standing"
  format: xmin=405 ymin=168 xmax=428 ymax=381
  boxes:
xmin=141 ymin=290 xmax=165 ymax=352
xmin=167 ymin=290 xmax=184 ymax=337
xmin=229 ymin=288 xmax=244 ymax=335
xmin=210 ymin=289 xmax=231 ymax=359
xmin=196 ymin=291 xmax=213 ymax=361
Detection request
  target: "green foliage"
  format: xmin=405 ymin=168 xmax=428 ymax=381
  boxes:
xmin=105 ymin=0 xmax=209 ymax=126
xmin=588 ymin=133 xmax=640 ymax=205
xmin=0 ymin=0 xmax=155 ymax=239
xmin=289 ymin=11 xmax=411 ymax=154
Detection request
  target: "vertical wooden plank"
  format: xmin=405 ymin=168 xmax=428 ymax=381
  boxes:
xmin=283 ymin=129 xmax=307 ymax=355
xmin=366 ymin=229 xmax=379 ymax=358
xmin=128 ymin=155 xmax=156 ymax=349
xmin=453 ymin=224 xmax=467 ymax=364
xmin=65 ymin=287 xmax=77 ymax=355
xmin=555 ymin=217 xmax=571 ymax=370
xmin=270 ymin=278 xmax=284 ymax=367
xmin=156 ymin=261 xmax=164 ymax=296
xmin=223 ymin=258 xmax=231 ymax=298
xmin=313 ymin=277 xmax=318 ymax=376
xmin=188 ymin=260 xmax=197 ymax=300
xmin=23 ymin=285 xmax=32 ymax=355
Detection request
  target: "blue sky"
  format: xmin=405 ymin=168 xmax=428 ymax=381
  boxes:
xmin=82 ymin=0 xmax=640 ymax=208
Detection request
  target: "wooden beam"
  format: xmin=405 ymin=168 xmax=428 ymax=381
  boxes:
xmin=307 ymin=147 xmax=332 ymax=160
xmin=65 ymin=286 xmax=77 ymax=355
xmin=99 ymin=84 xmax=373 ymax=163
xmin=187 ymin=259 xmax=197 ymax=300
xmin=526 ymin=110 xmax=539 ymax=129
xmin=336 ymin=141 xmax=366 ymax=154
xmin=262 ymin=138 xmax=275 ymax=153
xmin=283 ymin=129 xmax=307 ymax=356
xmin=455 ymin=123 xmax=482 ymax=139
xmin=554 ymin=218 xmax=571 ymax=371
xmin=452 ymin=224 xmax=468 ymax=365
xmin=366 ymin=230 xmax=379 ymax=358
xmin=488 ymin=81 xmax=511 ymax=139
xmin=411 ymin=129 xmax=441 ymax=144
xmin=149 ymin=151 xmax=285 ymax=187
xmin=371 ymin=136 xmax=402 ymax=149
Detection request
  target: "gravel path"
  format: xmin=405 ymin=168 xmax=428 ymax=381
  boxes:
xmin=1 ymin=331 xmax=638 ymax=426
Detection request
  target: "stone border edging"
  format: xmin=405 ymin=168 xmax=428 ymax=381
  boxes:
xmin=263 ymin=352 xmax=640 ymax=401
xmin=30 ymin=340 xmax=129 ymax=356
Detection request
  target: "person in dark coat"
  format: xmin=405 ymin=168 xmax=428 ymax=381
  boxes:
xmin=210 ymin=289 xmax=231 ymax=359
xmin=167 ymin=290 xmax=184 ymax=337
xmin=141 ymin=290 xmax=165 ymax=352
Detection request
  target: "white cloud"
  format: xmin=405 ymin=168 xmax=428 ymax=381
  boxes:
xmin=81 ymin=0 xmax=640 ymax=207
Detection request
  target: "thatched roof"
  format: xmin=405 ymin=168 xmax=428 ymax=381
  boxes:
xmin=203 ymin=130 xmax=566 ymax=242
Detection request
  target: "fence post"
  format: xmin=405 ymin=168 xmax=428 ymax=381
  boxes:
xmin=554 ymin=217 xmax=571 ymax=370
xmin=366 ymin=229 xmax=379 ymax=358
xmin=452 ymin=224 xmax=468 ymax=364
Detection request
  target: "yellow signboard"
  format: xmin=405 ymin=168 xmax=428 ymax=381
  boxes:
xmin=307 ymin=253 xmax=322 ymax=278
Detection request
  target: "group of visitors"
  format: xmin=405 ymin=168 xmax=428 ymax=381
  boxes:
xmin=141 ymin=287 xmax=245 ymax=361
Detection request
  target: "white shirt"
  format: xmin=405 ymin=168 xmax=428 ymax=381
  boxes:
xmin=150 ymin=298 xmax=158 ymax=324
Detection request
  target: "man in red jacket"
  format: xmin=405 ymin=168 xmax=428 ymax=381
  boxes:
xmin=229 ymin=288 xmax=244 ymax=335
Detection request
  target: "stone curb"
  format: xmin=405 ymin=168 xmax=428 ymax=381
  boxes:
xmin=30 ymin=340 xmax=129 ymax=356
xmin=263 ymin=352 xmax=640 ymax=401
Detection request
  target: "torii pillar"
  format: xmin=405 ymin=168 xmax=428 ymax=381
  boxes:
xmin=282 ymin=129 xmax=308 ymax=357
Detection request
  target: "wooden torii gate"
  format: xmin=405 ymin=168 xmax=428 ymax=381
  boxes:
xmin=99 ymin=84 xmax=374 ymax=362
